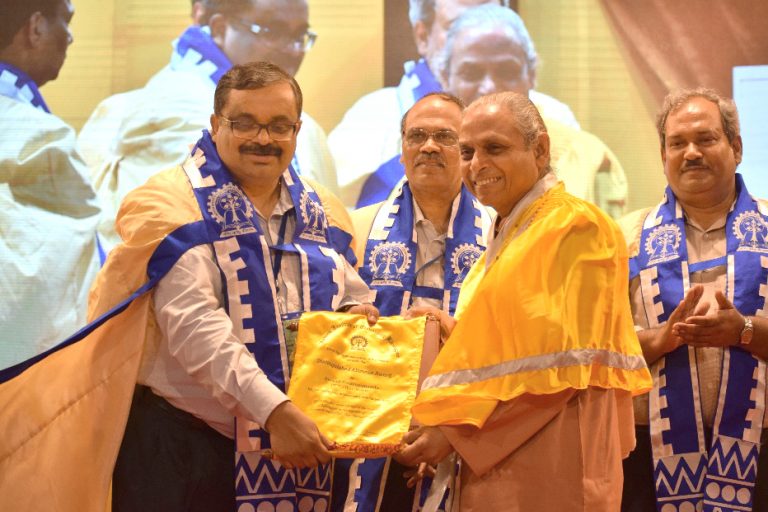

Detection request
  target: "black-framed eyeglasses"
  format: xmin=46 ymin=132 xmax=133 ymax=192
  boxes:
xmin=404 ymin=128 xmax=459 ymax=147
xmin=219 ymin=117 xmax=299 ymax=142
xmin=230 ymin=18 xmax=317 ymax=52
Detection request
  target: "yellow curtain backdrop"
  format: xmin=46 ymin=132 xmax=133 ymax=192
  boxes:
xmin=44 ymin=0 xmax=384 ymax=134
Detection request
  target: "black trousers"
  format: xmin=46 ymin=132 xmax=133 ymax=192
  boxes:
xmin=622 ymin=425 xmax=768 ymax=511
xmin=112 ymin=386 xmax=235 ymax=512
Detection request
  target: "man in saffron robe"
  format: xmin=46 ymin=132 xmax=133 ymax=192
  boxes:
xmin=328 ymin=2 xmax=626 ymax=215
xmin=396 ymin=91 xmax=652 ymax=511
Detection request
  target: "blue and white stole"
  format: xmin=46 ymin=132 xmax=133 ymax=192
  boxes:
xmin=630 ymin=174 xmax=768 ymax=512
xmin=186 ymin=131 xmax=350 ymax=511
xmin=356 ymin=60 xmax=443 ymax=208
xmin=359 ymin=180 xmax=486 ymax=317
xmin=170 ymin=26 xmax=232 ymax=85
xmin=395 ymin=59 xmax=443 ymax=115
xmin=0 ymin=62 xmax=50 ymax=112
xmin=335 ymin=181 xmax=485 ymax=512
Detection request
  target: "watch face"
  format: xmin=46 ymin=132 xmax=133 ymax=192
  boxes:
xmin=741 ymin=318 xmax=754 ymax=345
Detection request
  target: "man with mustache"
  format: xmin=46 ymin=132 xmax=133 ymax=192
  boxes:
xmin=328 ymin=0 xmax=585 ymax=209
xmin=619 ymin=88 xmax=768 ymax=511
xmin=333 ymin=92 xmax=490 ymax=511
xmin=395 ymin=91 xmax=651 ymax=510
xmin=78 ymin=0 xmax=337 ymax=252
xmin=90 ymin=61 xmax=378 ymax=512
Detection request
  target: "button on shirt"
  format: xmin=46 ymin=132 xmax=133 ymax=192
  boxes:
xmin=630 ymin=214 xmax=768 ymax=427
xmin=145 ymin=182 xmax=372 ymax=438
xmin=412 ymin=199 xmax=448 ymax=311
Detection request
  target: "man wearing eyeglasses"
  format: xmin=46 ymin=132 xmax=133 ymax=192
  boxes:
xmin=78 ymin=0 xmax=337 ymax=253
xmin=331 ymin=92 xmax=491 ymax=512
xmin=437 ymin=4 xmax=627 ymax=221
xmin=94 ymin=61 xmax=378 ymax=512
xmin=328 ymin=0 xmax=581 ymax=209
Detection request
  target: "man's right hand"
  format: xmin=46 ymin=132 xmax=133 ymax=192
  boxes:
xmin=395 ymin=426 xmax=453 ymax=467
xmin=264 ymin=401 xmax=332 ymax=469
xmin=640 ymin=284 xmax=708 ymax=364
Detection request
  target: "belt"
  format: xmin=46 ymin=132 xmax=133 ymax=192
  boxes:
xmin=135 ymin=385 xmax=214 ymax=432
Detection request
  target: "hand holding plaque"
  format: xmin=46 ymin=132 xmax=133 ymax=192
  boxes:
xmin=287 ymin=311 xmax=439 ymax=458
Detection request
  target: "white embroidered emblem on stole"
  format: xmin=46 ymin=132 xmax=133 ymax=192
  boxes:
xmin=207 ymin=184 xmax=257 ymax=237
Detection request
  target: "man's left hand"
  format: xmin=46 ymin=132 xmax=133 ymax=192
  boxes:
xmin=395 ymin=426 xmax=453 ymax=467
xmin=672 ymin=291 xmax=744 ymax=347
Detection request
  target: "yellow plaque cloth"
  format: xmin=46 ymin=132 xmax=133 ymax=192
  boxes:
xmin=288 ymin=312 xmax=427 ymax=457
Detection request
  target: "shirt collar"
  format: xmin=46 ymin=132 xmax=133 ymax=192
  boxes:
xmin=682 ymin=199 xmax=735 ymax=233
xmin=411 ymin=192 xmax=459 ymax=242
xmin=253 ymin=178 xmax=294 ymax=221
xmin=492 ymin=171 xmax=558 ymax=245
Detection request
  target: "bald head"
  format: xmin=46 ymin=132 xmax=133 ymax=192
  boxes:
xmin=459 ymin=92 xmax=551 ymax=216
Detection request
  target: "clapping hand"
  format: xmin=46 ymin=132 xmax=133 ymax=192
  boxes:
xmin=672 ymin=290 xmax=744 ymax=347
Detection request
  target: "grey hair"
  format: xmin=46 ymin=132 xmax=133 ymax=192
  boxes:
xmin=408 ymin=0 xmax=510 ymax=27
xmin=400 ymin=91 xmax=465 ymax=133
xmin=657 ymin=87 xmax=741 ymax=149
xmin=437 ymin=4 xmax=538 ymax=80
xmin=214 ymin=61 xmax=303 ymax=116
xmin=468 ymin=91 xmax=552 ymax=173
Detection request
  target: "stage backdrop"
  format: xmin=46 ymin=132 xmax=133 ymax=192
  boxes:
xmin=42 ymin=0 xmax=767 ymax=212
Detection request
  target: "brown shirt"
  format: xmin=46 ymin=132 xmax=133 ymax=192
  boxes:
xmin=441 ymin=388 xmax=635 ymax=511
xmin=629 ymin=215 xmax=768 ymax=426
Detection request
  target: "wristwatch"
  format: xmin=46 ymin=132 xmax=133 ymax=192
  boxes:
xmin=740 ymin=316 xmax=754 ymax=345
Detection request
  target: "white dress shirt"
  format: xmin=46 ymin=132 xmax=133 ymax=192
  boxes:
xmin=144 ymin=182 xmax=372 ymax=437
